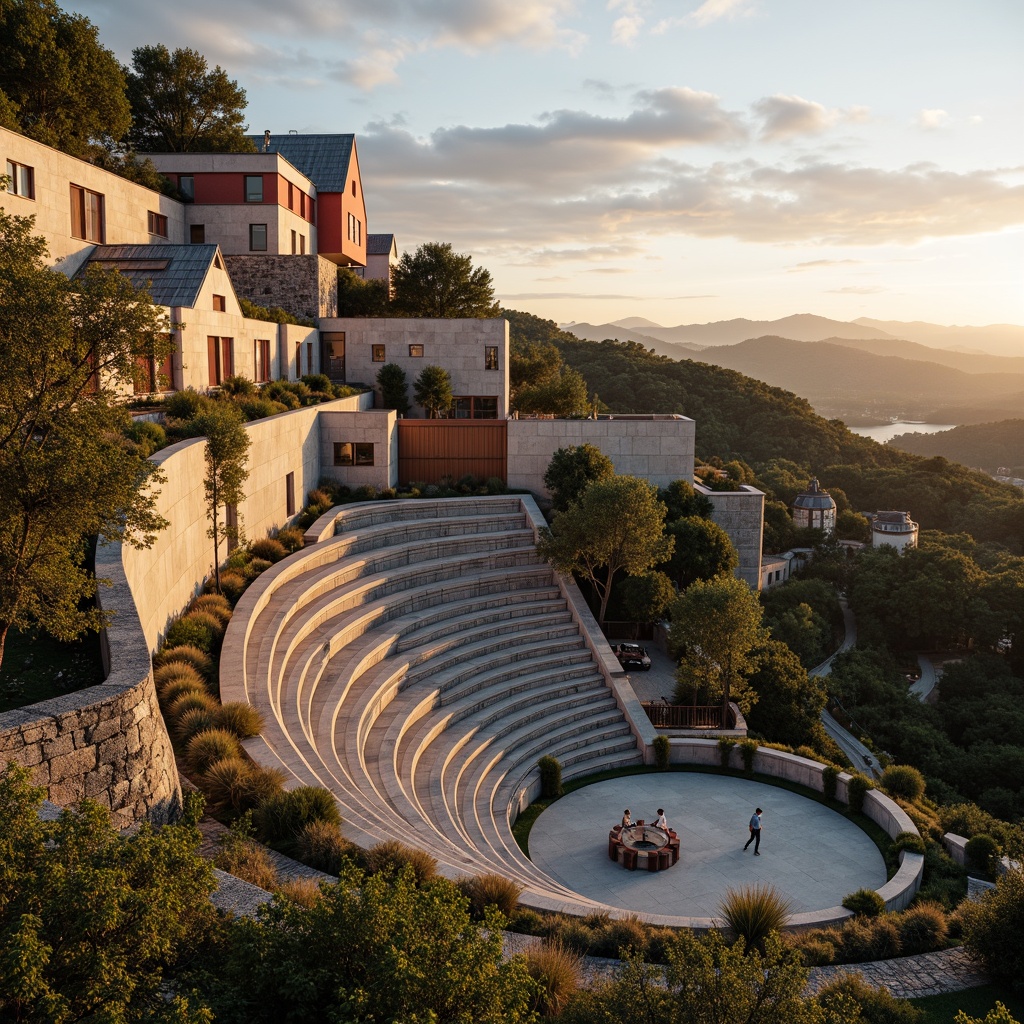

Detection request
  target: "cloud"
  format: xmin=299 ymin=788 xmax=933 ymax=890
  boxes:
xmin=753 ymin=95 xmax=870 ymax=141
xmin=825 ymin=286 xmax=887 ymax=294
xmin=788 ymin=259 xmax=864 ymax=272
xmin=918 ymin=108 xmax=949 ymax=130
xmin=607 ymin=0 xmax=650 ymax=45
xmin=689 ymin=0 xmax=755 ymax=27
xmin=499 ymin=291 xmax=654 ymax=300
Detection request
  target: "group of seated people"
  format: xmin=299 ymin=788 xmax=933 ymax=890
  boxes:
xmin=621 ymin=808 xmax=668 ymax=831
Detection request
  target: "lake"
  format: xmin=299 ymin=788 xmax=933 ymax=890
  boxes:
xmin=850 ymin=421 xmax=956 ymax=444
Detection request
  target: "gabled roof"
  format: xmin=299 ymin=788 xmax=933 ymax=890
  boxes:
xmin=81 ymin=244 xmax=221 ymax=308
xmin=367 ymin=233 xmax=396 ymax=256
xmin=248 ymin=134 xmax=355 ymax=192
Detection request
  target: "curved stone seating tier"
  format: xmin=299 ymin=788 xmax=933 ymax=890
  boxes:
xmin=220 ymin=497 xmax=645 ymax=914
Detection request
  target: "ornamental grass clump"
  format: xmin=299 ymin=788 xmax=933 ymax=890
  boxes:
xmin=203 ymin=757 xmax=255 ymax=815
xmin=250 ymin=537 xmax=288 ymax=563
xmin=459 ymin=873 xmax=523 ymax=920
xmin=882 ymin=764 xmax=926 ymax=802
xmin=155 ymin=663 xmax=210 ymax=699
xmin=896 ymin=902 xmax=948 ymax=955
xmin=166 ymin=687 xmax=219 ymax=722
xmin=188 ymin=594 xmax=232 ymax=629
xmin=216 ymin=701 xmax=264 ymax=739
xmin=295 ymin=819 xmax=352 ymax=875
xmin=719 ymin=884 xmax=793 ymax=952
xmin=255 ymin=785 xmax=341 ymax=853
xmin=165 ymin=610 xmax=225 ymax=655
xmin=152 ymin=644 xmax=215 ymax=683
xmin=173 ymin=706 xmax=219 ymax=745
xmin=523 ymin=940 xmax=582 ymax=1018
xmin=185 ymin=728 xmax=242 ymax=777
xmin=840 ymin=916 xmax=902 ymax=962
xmin=842 ymin=888 xmax=886 ymax=917
xmin=216 ymin=570 xmax=248 ymax=604
xmin=364 ymin=839 xmax=439 ymax=884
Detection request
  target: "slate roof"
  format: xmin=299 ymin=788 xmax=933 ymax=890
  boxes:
xmin=792 ymin=477 xmax=836 ymax=511
xmin=81 ymin=245 xmax=219 ymax=308
xmin=248 ymin=134 xmax=355 ymax=192
xmin=366 ymin=233 xmax=396 ymax=256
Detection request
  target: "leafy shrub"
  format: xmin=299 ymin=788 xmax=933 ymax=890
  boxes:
xmin=958 ymin=869 xmax=1024 ymax=987
xmin=217 ymin=571 xmax=248 ymax=603
xmin=842 ymin=888 xmax=886 ymax=917
xmin=306 ymin=487 xmax=333 ymax=508
xmin=966 ymin=834 xmax=1001 ymax=875
xmin=653 ymin=734 xmax=670 ymax=770
xmin=166 ymin=687 xmax=219 ymax=723
xmin=595 ymin=917 xmax=649 ymax=959
xmin=165 ymin=388 xmax=212 ymax=420
xmin=255 ymin=786 xmax=342 ymax=852
xmin=893 ymin=831 xmax=926 ymax=856
xmin=794 ymin=745 xmax=821 ymax=762
xmin=841 ymin=916 xmax=902 ymax=962
xmin=173 ymin=706 xmax=219 ymax=745
xmin=460 ymin=873 xmax=523 ymax=920
xmin=882 ymin=764 xmax=926 ymax=802
xmin=364 ymin=840 xmax=438 ymax=885
xmin=822 ymin=765 xmax=839 ymax=801
xmin=815 ymin=973 xmax=923 ymax=1024
xmin=718 ymin=884 xmax=793 ymax=952
xmin=486 ymin=477 xmax=507 ymax=495
xmin=549 ymin=921 xmax=594 ymax=956
xmin=220 ymin=375 xmax=257 ymax=398
xmin=740 ymin=738 xmax=758 ymax=774
xmin=896 ymin=902 xmax=948 ymax=955
xmin=301 ymin=373 xmax=333 ymax=394
xmin=524 ymin=940 xmax=582 ymax=1017
xmin=351 ymin=485 xmax=378 ymax=502
xmin=295 ymin=819 xmax=352 ymax=875
xmin=154 ymin=662 xmax=208 ymax=697
xmin=126 ymin=419 xmax=167 ymax=455
xmin=153 ymin=644 xmax=215 ymax=681
xmin=796 ymin=937 xmax=837 ymax=966
xmin=509 ymin=908 xmax=546 ymax=935
xmin=245 ymin=558 xmax=273 ymax=579
xmin=185 ymin=728 xmax=243 ymax=776
xmin=238 ymin=398 xmax=280 ymax=421
xmin=717 ymin=737 xmax=736 ymax=768
xmin=847 ymin=773 xmax=874 ymax=814
xmin=275 ymin=527 xmax=305 ymax=552
xmin=164 ymin=614 xmax=218 ymax=654
xmin=250 ymin=537 xmax=288 ymax=563
xmin=214 ymin=814 xmax=279 ymax=890
xmin=216 ymin=702 xmax=265 ymax=739
xmin=917 ymin=843 xmax=969 ymax=911
xmin=538 ymin=755 xmax=563 ymax=799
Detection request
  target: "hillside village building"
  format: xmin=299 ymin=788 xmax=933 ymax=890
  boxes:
xmin=870 ymin=510 xmax=919 ymax=552
xmin=1 ymin=125 xmax=764 ymax=585
xmin=791 ymin=477 xmax=837 ymax=534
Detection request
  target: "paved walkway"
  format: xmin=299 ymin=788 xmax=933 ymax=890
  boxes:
xmin=806 ymin=946 xmax=988 ymax=999
xmin=529 ymin=774 xmax=886 ymax=919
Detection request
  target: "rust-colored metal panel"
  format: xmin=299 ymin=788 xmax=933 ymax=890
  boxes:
xmin=397 ymin=420 xmax=507 ymax=485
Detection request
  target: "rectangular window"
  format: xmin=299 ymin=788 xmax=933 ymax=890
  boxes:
xmin=147 ymin=210 xmax=168 ymax=236
xmin=408 ymin=344 xmax=424 ymax=358
xmin=249 ymin=223 xmax=267 ymax=251
xmin=70 ymin=184 xmax=104 ymax=242
xmin=452 ymin=396 xmax=498 ymax=420
xmin=309 ymin=198 xmax=315 ymax=224
xmin=484 ymin=346 xmax=499 ymax=370
xmin=286 ymin=472 xmax=295 ymax=517
xmin=222 ymin=337 xmax=234 ymax=378
xmin=371 ymin=344 xmax=385 ymax=362
xmin=254 ymin=339 xmax=271 ymax=383
xmin=333 ymin=442 xmax=374 ymax=467
xmin=300 ymin=193 xmax=306 ymax=218
xmin=291 ymin=229 xmax=297 ymax=255
xmin=208 ymin=336 xmax=222 ymax=386
xmin=245 ymin=175 xmax=264 ymax=202
xmin=213 ymin=294 xmax=226 ymax=312
xmin=306 ymin=342 xmax=313 ymax=375
xmin=296 ymin=341 xmax=302 ymax=377
xmin=288 ymin=182 xmax=294 ymax=208
xmin=6 ymin=160 xmax=34 ymax=199
xmin=190 ymin=224 xmax=205 ymax=244
xmin=321 ymin=333 xmax=345 ymax=383
xmin=178 ymin=175 xmax=194 ymax=201
xmin=347 ymin=212 xmax=362 ymax=245
xmin=299 ymin=234 xmax=306 ymax=255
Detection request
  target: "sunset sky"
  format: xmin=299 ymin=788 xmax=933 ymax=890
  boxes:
xmin=68 ymin=0 xmax=1024 ymax=328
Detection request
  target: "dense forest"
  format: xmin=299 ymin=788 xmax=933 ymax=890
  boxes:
xmin=889 ymin=419 xmax=1024 ymax=477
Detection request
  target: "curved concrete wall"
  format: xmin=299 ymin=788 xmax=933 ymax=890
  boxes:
xmin=0 ymin=395 xmax=370 ymax=824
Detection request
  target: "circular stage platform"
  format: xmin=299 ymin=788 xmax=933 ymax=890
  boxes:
xmin=529 ymin=774 xmax=887 ymax=919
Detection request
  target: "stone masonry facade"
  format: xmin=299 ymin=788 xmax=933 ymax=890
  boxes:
xmin=225 ymin=254 xmax=339 ymax=322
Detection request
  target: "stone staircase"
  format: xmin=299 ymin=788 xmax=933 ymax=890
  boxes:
xmin=219 ymin=496 xmax=644 ymax=912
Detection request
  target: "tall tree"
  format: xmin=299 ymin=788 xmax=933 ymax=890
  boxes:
xmin=543 ymin=444 xmax=614 ymax=512
xmin=663 ymin=516 xmax=738 ymax=589
xmin=391 ymin=243 xmax=499 ymax=318
xmin=0 ymin=0 xmax=130 ymax=157
xmin=376 ymin=363 xmax=410 ymax=414
xmin=195 ymin=404 xmax=250 ymax=594
xmin=670 ymin=574 xmax=768 ymax=716
xmin=0 ymin=210 xmax=171 ymax=676
xmin=125 ymin=45 xmax=255 ymax=153
xmin=412 ymin=365 xmax=453 ymax=419
xmin=513 ymin=365 xmax=589 ymax=418
xmin=337 ymin=268 xmax=391 ymax=317
xmin=538 ymin=475 xmax=673 ymax=626
xmin=745 ymin=639 xmax=828 ymax=747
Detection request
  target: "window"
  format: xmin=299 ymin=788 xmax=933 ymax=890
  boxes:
xmin=254 ymin=339 xmax=271 ymax=383
xmin=213 ymin=294 xmax=226 ymax=312
xmin=6 ymin=160 xmax=34 ymax=199
xmin=321 ymin=333 xmax=345 ymax=382
xmin=147 ymin=210 xmax=168 ymax=236
xmin=408 ymin=344 xmax=424 ymax=358
xmin=371 ymin=344 xmax=386 ymax=362
xmin=288 ymin=182 xmax=294 ymax=208
xmin=300 ymin=193 xmax=306 ymax=218
xmin=133 ymin=337 xmax=175 ymax=394
xmin=245 ymin=175 xmax=264 ymax=202
xmin=286 ymin=472 xmax=295 ymax=517
xmin=334 ymin=442 xmax=374 ymax=467
xmin=70 ymin=184 xmax=104 ymax=242
xmin=351 ymin=180 xmax=356 ymax=197
xmin=291 ymin=229 xmax=297 ymax=255
xmin=190 ymin=224 xmax=206 ymax=244
xmin=306 ymin=342 xmax=313 ymax=374
xmin=249 ymin=224 xmax=267 ymax=251
xmin=207 ymin=337 xmax=234 ymax=385
xmin=484 ymin=346 xmax=499 ymax=370
xmin=296 ymin=341 xmax=303 ymax=377
xmin=299 ymin=234 xmax=306 ymax=255
xmin=347 ymin=212 xmax=362 ymax=245
xmin=178 ymin=175 xmax=194 ymax=201
xmin=452 ymin=396 xmax=498 ymax=420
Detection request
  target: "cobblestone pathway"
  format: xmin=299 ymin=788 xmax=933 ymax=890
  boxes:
xmin=806 ymin=947 xmax=988 ymax=999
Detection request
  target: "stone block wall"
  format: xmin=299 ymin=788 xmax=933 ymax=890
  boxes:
xmin=696 ymin=482 xmax=765 ymax=589
xmin=225 ymin=254 xmax=338 ymax=321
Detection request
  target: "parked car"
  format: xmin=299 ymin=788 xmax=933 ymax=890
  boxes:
xmin=613 ymin=642 xmax=651 ymax=671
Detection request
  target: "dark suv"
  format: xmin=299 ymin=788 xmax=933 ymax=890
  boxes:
xmin=612 ymin=642 xmax=652 ymax=671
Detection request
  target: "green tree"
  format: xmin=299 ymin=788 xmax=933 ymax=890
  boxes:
xmin=0 ymin=0 xmax=130 ymax=157
xmin=663 ymin=516 xmax=738 ymax=589
xmin=619 ymin=571 xmax=676 ymax=624
xmin=201 ymin=863 xmax=535 ymax=1023
xmin=194 ymin=404 xmax=250 ymax=594
xmin=543 ymin=444 xmax=615 ymax=513
xmin=0 ymin=763 xmax=216 ymax=1023
xmin=958 ymin=868 xmax=1024 ymax=991
xmin=745 ymin=640 xmax=828 ymax=747
xmin=538 ymin=476 xmax=673 ymax=627
xmin=337 ymin=267 xmax=391 ymax=317
xmin=659 ymin=479 xmax=714 ymax=521
xmin=513 ymin=365 xmax=589 ymax=417
xmin=125 ymin=45 xmax=255 ymax=153
xmin=392 ymin=242 xmax=499 ymax=318
xmin=0 ymin=210 xmax=171 ymax=675
xmin=955 ymin=1006 xmax=1022 ymax=1024
xmin=376 ymin=363 xmax=410 ymax=414
xmin=413 ymin=364 xmax=454 ymax=419
xmin=670 ymin=575 xmax=769 ymax=716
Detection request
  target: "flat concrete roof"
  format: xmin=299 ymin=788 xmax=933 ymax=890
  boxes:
xmin=529 ymin=773 xmax=886 ymax=919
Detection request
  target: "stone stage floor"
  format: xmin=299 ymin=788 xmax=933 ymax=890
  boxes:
xmin=528 ymin=773 xmax=886 ymax=919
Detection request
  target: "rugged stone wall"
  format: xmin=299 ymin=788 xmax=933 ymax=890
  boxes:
xmin=225 ymin=254 xmax=338 ymax=321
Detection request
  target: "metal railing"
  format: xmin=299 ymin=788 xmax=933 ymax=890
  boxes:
xmin=641 ymin=703 xmax=733 ymax=729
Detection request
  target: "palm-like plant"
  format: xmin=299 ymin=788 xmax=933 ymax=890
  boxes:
xmin=718 ymin=883 xmax=793 ymax=952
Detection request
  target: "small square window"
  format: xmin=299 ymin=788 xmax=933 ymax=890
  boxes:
xmin=355 ymin=443 xmax=374 ymax=466
xmin=190 ymin=224 xmax=206 ymax=244
xmin=371 ymin=344 xmax=386 ymax=362
xmin=213 ymin=294 xmax=226 ymax=312
xmin=334 ymin=442 xmax=374 ymax=466
xmin=249 ymin=224 xmax=268 ymax=251
xmin=245 ymin=175 xmax=264 ymax=202
xmin=484 ymin=346 xmax=499 ymax=370
xmin=408 ymin=344 xmax=424 ymax=358
xmin=147 ymin=210 xmax=168 ymax=236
